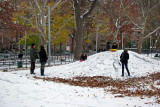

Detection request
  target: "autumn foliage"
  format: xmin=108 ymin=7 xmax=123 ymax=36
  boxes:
xmin=34 ymin=72 xmax=160 ymax=104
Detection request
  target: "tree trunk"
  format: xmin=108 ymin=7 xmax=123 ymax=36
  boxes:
xmin=137 ymin=36 xmax=143 ymax=54
xmin=114 ymin=28 xmax=119 ymax=42
xmin=20 ymin=45 xmax=23 ymax=54
xmin=73 ymin=0 xmax=83 ymax=60
xmin=39 ymin=35 xmax=48 ymax=53
xmin=19 ymin=34 xmax=23 ymax=54
xmin=74 ymin=19 xmax=84 ymax=60
xmin=154 ymin=31 xmax=160 ymax=49
xmin=60 ymin=43 xmax=62 ymax=53
xmin=71 ymin=31 xmax=75 ymax=53
xmin=73 ymin=0 xmax=97 ymax=60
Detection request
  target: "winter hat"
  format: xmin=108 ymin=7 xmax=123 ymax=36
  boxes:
xmin=124 ymin=49 xmax=128 ymax=52
xmin=31 ymin=43 xmax=35 ymax=48
xmin=40 ymin=46 xmax=45 ymax=50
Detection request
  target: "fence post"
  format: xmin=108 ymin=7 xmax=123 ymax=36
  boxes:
xmin=61 ymin=55 xmax=62 ymax=64
xmin=65 ymin=54 xmax=66 ymax=64
xmin=3 ymin=59 xmax=4 ymax=65
xmin=53 ymin=55 xmax=55 ymax=65
xmin=9 ymin=61 xmax=10 ymax=69
xmin=70 ymin=54 xmax=72 ymax=62
xmin=26 ymin=60 xmax=27 ymax=68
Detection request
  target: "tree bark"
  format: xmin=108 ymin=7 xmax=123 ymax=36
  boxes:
xmin=137 ymin=36 xmax=143 ymax=54
xmin=74 ymin=19 xmax=84 ymax=60
xmin=154 ymin=33 xmax=159 ymax=48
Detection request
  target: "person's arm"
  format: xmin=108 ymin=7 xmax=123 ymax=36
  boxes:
xmin=39 ymin=52 xmax=41 ymax=59
xmin=127 ymin=53 xmax=129 ymax=60
xmin=34 ymin=50 xmax=39 ymax=59
xmin=45 ymin=51 xmax=48 ymax=61
xmin=120 ymin=53 xmax=122 ymax=58
xmin=30 ymin=49 xmax=34 ymax=60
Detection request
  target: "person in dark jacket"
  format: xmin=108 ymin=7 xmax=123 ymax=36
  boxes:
xmin=80 ymin=51 xmax=87 ymax=61
xmin=30 ymin=44 xmax=39 ymax=74
xmin=120 ymin=49 xmax=130 ymax=77
xmin=39 ymin=46 xmax=48 ymax=76
xmin=112 ymin=43 xmax=117 ymax=49
xmin=106 ymin=42 xmax=110 ymax=51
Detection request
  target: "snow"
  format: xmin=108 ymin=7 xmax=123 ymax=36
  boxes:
xmin=0 ymin=50 xmax=160 ymax=107
xmin=43 ymin=50 xmax=160 ymax=79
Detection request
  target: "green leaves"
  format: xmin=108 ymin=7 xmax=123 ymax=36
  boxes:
xmin=18 ymin=33 xmax=39 ymax=47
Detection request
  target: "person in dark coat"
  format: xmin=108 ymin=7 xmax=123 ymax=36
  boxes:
xmin=106 ymin=42 xmax=110 ymax=51
xmin=39 ymin=46 xmax=48 ymax=76
xmin=112 ymin=43 xmax=117 ymax=49
xmin=80 ymin=51 xmax=87 ymax=61
xmin=120 ymin=49 xmax=130 ymax=77
xmin=30 ymin=44 xmax=39 ymax=74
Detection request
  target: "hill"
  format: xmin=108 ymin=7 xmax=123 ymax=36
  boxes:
xmin=44 ymin=50 xmax=160 ymax=79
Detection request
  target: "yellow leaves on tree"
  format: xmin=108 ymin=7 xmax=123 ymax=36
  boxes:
xmin=50 ymin=4 xmax=74 ymax=46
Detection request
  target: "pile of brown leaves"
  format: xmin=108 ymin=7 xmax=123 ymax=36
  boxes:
xmin=33 ymin=72 xmax=160 ymax=104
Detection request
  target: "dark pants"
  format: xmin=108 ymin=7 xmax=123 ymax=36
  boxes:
xmin=40 ymin=62 xmax=46 ymax=71
xmin=122 ymin=62 xmax=130 ymax=76
xmin=30 ymin=60 xmax=35 ymax=74
xmin=40 ymin=62 xmax=46 ymax=75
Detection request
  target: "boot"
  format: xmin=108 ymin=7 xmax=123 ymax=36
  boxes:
xmin=41 ymin=69 xmax=44 ymax=76
xmin=30 ymin=69 xmax=35 ymax=74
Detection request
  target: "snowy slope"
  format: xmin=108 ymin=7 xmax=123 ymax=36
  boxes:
xmin=29 ymin=50 xmax=160 ymax=79
xmin=0 ymin=50 xmax=160 ymax=107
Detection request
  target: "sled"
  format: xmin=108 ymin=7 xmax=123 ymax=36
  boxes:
xmin=110 ymin=49 xmax=117 ymax=52
xmin=80 ymin=60 xmax=84 ymax=62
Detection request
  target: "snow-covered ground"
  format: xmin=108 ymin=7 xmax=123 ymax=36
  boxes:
xmin=0 ymin=50 xmax=160 ymax=107
xmin=44 ymin=50 xmax=160 ymax=79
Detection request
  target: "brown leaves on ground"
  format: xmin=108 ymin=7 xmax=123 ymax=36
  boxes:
xmin=1 ymin=68 xmax=29 ymax=72
xmin=33 ymin=72 xmax=160 ymax=103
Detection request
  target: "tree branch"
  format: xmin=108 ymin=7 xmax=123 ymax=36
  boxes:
xmin=34 ymin=0 xmax=42 ymax=14
xmin=119 ymin=21 xmax=131 ymax=28
xmin=126 ymin=14 xmax=142 ymax=30
xmin=144 ymin=26 xmax=160 ymax=39
xmin=82 ymin=0 xmax=98 ymax=20
xmin=49 ymin=0 xmax=66 ymax=13
xmin=51 ymin=16 xmax=74 ymax=39
xmin=74 ymin=0 xmax=81 ymax=18
xmin=17 ymin=14 xmax=44 ymax=36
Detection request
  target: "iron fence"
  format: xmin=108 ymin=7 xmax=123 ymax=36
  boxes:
xmin=0 ymin=53 xmax=75 ymax=70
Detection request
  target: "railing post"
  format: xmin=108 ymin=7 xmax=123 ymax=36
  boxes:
xmin=9 ymin=61 xmax=10 ymax=69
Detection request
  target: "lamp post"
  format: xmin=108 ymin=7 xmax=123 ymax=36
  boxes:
xmin=122 ymin=32 xmax=123 ymax=49
xmin=48 ymin=5 xmax=51 ymax=66
xmin=25 ymin=31 xmax=26 ymax=55
xmin=44 ymin=5 xmax=51 ymax=66
xmin=96 ymin=24 xmax=98 ymax=53
xmin=150 ymin=36 xmax=152 ymax=52
xmin=95 ymin=20 xmax=102 ymax=53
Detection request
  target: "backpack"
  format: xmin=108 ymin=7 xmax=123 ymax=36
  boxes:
xmin=120 ymin=52 xmax=124 ymax=63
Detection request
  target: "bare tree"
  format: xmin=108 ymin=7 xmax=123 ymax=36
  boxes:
xmin=154 ymin=0 xmax=160 ymax=49
xmin=127 ymin=0 xmax=160 ymax=53
xmin=99 ymin=0 xmax=134 ymax=43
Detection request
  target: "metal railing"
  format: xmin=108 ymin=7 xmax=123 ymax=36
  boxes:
xmin=0 ymin=53 xmax=75 ymax=70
